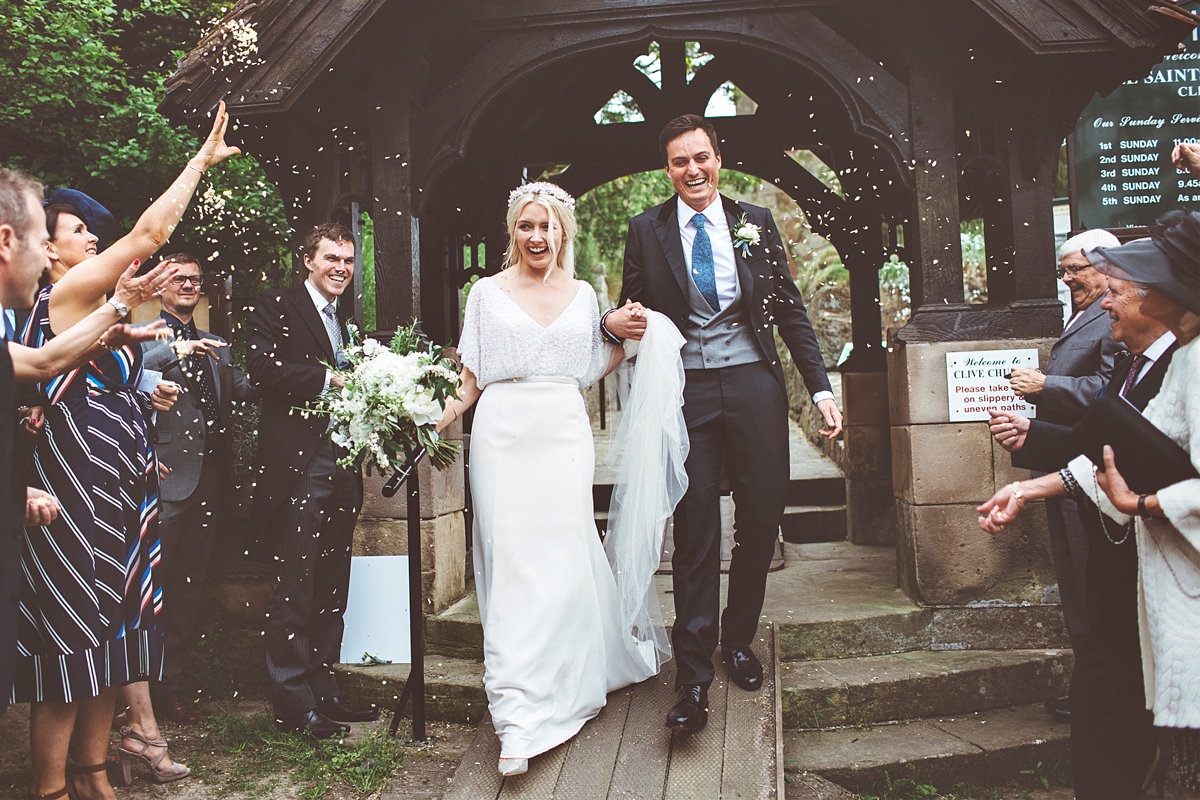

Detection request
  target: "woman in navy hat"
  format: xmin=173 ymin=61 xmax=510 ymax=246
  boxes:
xmin=978 ymin=212 xmax=1200 ymax=800
xmin=19 ymin=103 xmax=239 ymax=800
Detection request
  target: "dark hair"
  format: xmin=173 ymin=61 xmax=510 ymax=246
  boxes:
xmin=0 ymin=169 xmax=43 ymax=242
xmin=659 ymin=114 xmax=720 ymax=165
xmin=44 ymin=203 xmax=85 ymax=240
xmin=303 ymin=223 xmax=355 ymax=260
xmin=161 ymin=252 xmax=201 ymax=270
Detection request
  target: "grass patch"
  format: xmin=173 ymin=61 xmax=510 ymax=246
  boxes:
xmin=189 ymin=708 xmax=404 ymax=798
xmin=860 ymin=769 xmax=939 ymax=800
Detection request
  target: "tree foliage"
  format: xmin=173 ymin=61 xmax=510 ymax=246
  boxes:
xmin=0 ymin=0 xmax=290 ymax=304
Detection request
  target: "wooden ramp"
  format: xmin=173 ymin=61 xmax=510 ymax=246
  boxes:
xmin=443 ymin=627 xmax=782 ymax=800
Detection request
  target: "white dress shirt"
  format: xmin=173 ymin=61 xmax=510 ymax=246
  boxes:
xmin=677 ymin=196 xmax=738 ymax=310
xmin=1133 ymin=331 xmax=1177 ymax=387
xmin=304 ymin=278 xmax=339 ymax=391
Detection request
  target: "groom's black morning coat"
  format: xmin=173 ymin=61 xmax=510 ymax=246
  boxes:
xmin=618 ymin=194 xmax=831 ymax=400
xmin=618 ymin=193 xmax=833 ymax=688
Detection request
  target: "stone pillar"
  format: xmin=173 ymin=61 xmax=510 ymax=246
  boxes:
xmin=888 ymin=338 xmax=1058 ymax=605
xmin=355 ymin=415 xmax=467 ymax=614
xmin=840 ymin=370 xmax=895 ymax=545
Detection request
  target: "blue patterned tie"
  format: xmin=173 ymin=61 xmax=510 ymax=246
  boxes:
xmin=691 ymin=213 xmax=720 ymax=312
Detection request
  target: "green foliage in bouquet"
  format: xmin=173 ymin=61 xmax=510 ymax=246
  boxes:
xmin=301 ymin=321 xmax=461 ymax=475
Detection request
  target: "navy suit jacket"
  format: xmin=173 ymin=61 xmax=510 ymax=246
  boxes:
xmin=619 ymin=194 xmax=831 ymax=399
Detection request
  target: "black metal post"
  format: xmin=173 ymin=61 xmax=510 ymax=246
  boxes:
xmin=599 ymin=375 xmax=606 ymax=430
xmin=384 ymin=448 xmax=427 ymax=742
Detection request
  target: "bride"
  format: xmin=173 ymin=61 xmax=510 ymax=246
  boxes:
xmin=435 ymin=182 xmax=684 ymax=776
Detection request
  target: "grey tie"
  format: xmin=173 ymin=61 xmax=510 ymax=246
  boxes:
xmin=322 ymin=302 xmax=347 ymax=367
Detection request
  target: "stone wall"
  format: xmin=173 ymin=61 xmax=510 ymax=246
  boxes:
xmin=888 ymin=338 xmax=1058 ymax=606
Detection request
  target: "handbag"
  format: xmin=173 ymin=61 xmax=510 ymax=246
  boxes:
xmin=1069 ymin=390 xmax=1198 ymax=495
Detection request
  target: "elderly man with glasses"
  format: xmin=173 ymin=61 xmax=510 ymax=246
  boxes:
xmin=1005 ymin=228 xmax=1122 ymax=723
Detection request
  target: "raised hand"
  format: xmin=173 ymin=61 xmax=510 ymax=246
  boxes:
xmin=113 ymin=259 xmax=178 ymax=310
xmin=100 ymin=320 xmax=169 ymax=351
xmin=173 ymin=338 xmax=227 ymax=359
xmin=193 ymin=100 xmax=242 ymax=171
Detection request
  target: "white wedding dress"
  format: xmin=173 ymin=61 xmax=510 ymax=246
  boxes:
xmin=458 ymin=276 xmax=681 ymax=760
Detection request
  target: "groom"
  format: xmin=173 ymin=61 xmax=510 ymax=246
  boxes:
xmin=604 ymin=114 xmax=843 ymax=731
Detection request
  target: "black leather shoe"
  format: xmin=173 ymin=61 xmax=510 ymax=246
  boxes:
xmin=277 ymin=709 xmax=350 ymax=739
xmin=723 ymin=645 xmax=763 ymax=691
xmin=666 ymin=684 xmax=708 ymax=731
xmin=318 ymin=696 xmax=380 ymax=723
xmin=1044 ymin=696 xmax=1070 ymax=723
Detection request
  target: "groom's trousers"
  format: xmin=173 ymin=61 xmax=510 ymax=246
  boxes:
xmin=265 ymin=438 xmax=363 ymax=718
xmin=671 ymin=360 xmax=789 ymax=688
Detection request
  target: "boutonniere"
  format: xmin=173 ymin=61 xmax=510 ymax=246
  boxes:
xmin=731 ymin=214 xmax=761 ymax=257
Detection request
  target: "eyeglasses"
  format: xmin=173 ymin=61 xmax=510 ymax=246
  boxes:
xmin=169 ymin=275 xmax=204 ymax=286
xmin=1055 ymin=263 xmax=1092 ymax=279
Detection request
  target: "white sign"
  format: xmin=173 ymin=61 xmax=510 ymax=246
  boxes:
xmin=946 ymin=349 xmax=1039 ymax=422
xmin=342 ymin=555 xmax=411 ymax=664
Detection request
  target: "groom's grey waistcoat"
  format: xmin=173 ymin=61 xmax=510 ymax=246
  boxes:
xmin=680 ymin=259 xmax=763 ymax=370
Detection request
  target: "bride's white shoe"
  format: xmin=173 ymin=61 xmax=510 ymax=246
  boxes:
xmin=498 ymin=757 xmax=529 ymax=777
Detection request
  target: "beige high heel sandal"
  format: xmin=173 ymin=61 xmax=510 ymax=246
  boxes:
xmin=116 ymin=726 xmax=190 ymax=784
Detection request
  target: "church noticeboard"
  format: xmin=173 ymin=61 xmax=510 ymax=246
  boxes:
xmin=946 ymin=349 xmax=1039 ymax=422
xmin=1073 ymin=6 xmax=1200 ymax=230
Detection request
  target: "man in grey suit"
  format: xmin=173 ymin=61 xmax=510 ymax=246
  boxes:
xmin=1006 ymin=229 xmax=1121 ymax=722
xmin=143 ymin=253 xmax=254 ymax=721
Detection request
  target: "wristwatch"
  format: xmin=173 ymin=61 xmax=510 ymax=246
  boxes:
xmin=107 ymin=297 xmax=129 ymax=318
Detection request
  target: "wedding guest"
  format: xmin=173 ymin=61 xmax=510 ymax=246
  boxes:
xmin=248 ymin=223 xmax=375 ymax=739
xmin=0 ymin=171 xmax=170 ymax=714
xmin=1007 ymin=228 xmax=1122 ymax=723
xmin=604 ymin=114 xmax=842 ymax=731
xmin=990 ymin=260 xmax=1178 ymax=799
xmin=434 ymin=183 xmax=662 ymax=777
xmin=16 ymin=103 xmax=239 ymax=799
xmin=143 ymin=253 xmax=255 ymax=722
xmin=978 ymin=212 xmax=1200 ymax=800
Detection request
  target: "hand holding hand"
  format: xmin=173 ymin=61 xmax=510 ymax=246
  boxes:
xmin=193 ymin=100 xmax=242 ymax=171
xmin=816 ymin=398 xmax=843 ymax=439
xmin=113 ymin=259 xmax=178 ymax=310
xmin=330 ymin=373 xmax=348 ymax=390
xmin=1172 ymin=143 xmax=1200 ymax=179
xmin=151 ymin=380 xmax=180 ymax=412
xmin=988 ymin=410 xmax=1029 ymax=452
xmin=1008 ymin=368 xmax=1045 ymax=399
xmin=24 ymin=488 xmax=60 ymax=527
xmin=604 ymin=299 xmax=649 ymax=341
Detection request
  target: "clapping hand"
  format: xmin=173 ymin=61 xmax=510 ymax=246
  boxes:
xmin=988 ymin=410 xmax=1029 ymax=452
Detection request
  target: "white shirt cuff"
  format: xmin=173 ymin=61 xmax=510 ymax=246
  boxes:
xmin=323 ymin=370 xmax=332 ymax=393
xmin=812 ymin=390 xmax=834 ymax=405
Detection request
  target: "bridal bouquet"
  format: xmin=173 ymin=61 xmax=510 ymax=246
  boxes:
xmin=303 ymin=322 xmax=461 ymax=474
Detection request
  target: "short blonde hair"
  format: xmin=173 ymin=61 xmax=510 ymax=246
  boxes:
xmin=502 ymin=192 xmax=576 ymax=277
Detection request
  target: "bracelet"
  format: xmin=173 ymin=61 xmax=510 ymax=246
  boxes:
xmin=1138 ymin=494 xmax=1151 ymax=519
xmin=1059 ymin=468 xmax=1081 ymax=498
xmin=186 ymin=161 xmax=205 ymax=175
xmin=448 ymin=404 xmax=459 ymax=423
xmin=96 ymin=333 xmax=115 ymax=350
xmin=1009 ymin=481 xmax=1027 ymax=510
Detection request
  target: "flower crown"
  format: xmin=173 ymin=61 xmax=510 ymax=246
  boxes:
xmin=507 ymin=181 xmax=576 ymax=212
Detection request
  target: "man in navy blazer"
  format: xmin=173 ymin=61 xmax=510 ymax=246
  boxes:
xmin=605 ymin=115 xmax=842 ymax=731
xmin=248 ymin=223 xmax=374 ymax=738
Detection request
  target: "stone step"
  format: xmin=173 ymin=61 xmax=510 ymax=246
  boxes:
xmin=784 ymin=702 xmax=1071 ymax=795
xmin=425 ymin=589 xmax=484 ymax=661
xmin=334 ymin=654 xmax=487 ymax=725
xmin=781 ymin=649 xmax=1072 ymax=730
xmin=781 ymin=504 xmax=847 ymax=544
xmin=592 ymin=474 xmax=846 ymax=512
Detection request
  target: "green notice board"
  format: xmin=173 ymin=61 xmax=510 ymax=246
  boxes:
xmin=1073 ymin=8 xmax=1200 ymax=230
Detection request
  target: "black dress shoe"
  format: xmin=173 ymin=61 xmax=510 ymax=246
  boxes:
xmin=666 ymin=684 xmax=709 ymax=731
xmin=317 ymin=696 xmax=380 ymax=723
xmin=277 ymin=709 xmax=350 ymax=739
xmin=723 ymin=645 xmax=763 ymax=691
xmin=1044 ymin=696 xmax=1070 ymax=723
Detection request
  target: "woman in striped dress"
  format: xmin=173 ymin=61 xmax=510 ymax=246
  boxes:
xmin=18 ymin=104 xmax=239 ymax=800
